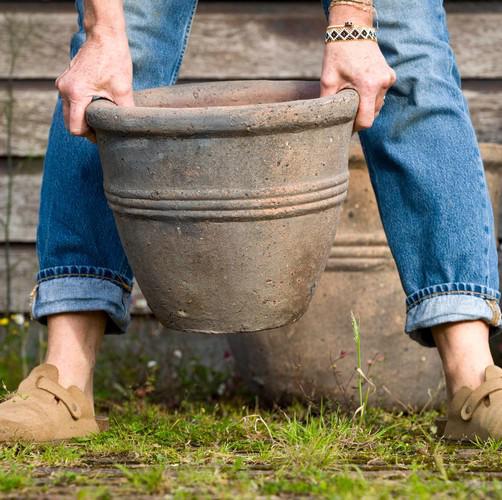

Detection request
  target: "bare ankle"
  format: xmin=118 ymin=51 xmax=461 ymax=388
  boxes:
xmin=45 ymin=311 xmax=106 ymax=401
xmin=432 ymin=320 xmax=493 ymax=398
xmin=45 ymin=357 xmax=95 ymax=397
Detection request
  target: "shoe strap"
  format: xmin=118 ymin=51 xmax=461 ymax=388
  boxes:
xmin=460 ymin=378 xmax=502 ymax=421
xmin=35 ymin=376 xmax=82 ymax=420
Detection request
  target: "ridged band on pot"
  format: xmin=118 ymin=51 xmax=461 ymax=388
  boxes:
xmin=105 ymin=174 xmax=349 ymax=222
xmin=87 ymin=81 xmax=358 ymax=334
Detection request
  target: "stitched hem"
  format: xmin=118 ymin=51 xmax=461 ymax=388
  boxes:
xmin=37 ymin=266 xmax=133 ymax=292
xmin=406 ymin=282 xmax=500 ymax=311
xmin=405 ymin=292 xmax=502 ymax=348
xmin=31 ymin=276 xmax=132 ymax=334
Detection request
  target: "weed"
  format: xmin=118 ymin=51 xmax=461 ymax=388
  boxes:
xmin=351 ymin=312 xmax=373 ymax=425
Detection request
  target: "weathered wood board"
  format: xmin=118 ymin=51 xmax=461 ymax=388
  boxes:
xmin=0 ymin=160 xmax=41 ymax=243
xmin=0 ymin=88 xmax=58 ymax=158
xmin=0 ymin=2 xmax=501 ymax=80
xmin=463 ymin=86 xmax=502 ymax=145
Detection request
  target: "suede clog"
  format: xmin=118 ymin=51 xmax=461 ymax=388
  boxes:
xmin=445 ymin=365 xmax=502 ymax=441
xmin=0 ymin=364 xmax=105 ymax=443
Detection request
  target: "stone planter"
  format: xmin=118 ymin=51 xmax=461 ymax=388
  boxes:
xmin=87 ymin=81 xmax=358 ymax=334
xmin=228 ymin=143 xmax=502 ymax=410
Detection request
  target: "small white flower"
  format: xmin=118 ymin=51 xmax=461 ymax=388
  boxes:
xmin=11 ymin=313 xmax=25 ymax=326
xmin=173 ymin=349 xmax=183 ymax=359
xmin=217 ymin=383 xmax=226 ymax=396
xmin=147 ymin=360 xmax=157 ymax=369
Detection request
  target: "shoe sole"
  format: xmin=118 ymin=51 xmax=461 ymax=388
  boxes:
xmin=0 ymin=415 xmax=109 ymax=444
xmin=435 ymin=417 xmax=483 ymax=443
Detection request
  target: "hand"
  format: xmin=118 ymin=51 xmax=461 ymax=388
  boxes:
xmin=321 ymin=40 xmax=397 ymax=131
xmin=55 ymin=29 xmax=134 ymax=141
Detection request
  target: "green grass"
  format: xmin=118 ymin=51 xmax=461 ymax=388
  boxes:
xmin=1 ymin=400 xmax=502 ymax=497
xmin=0 ymin=467 xmax=32 ymax=493
xmin=116 ymin=464 xmax=166 ymax=493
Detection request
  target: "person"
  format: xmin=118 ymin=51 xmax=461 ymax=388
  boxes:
xmin=0 ymin=0 xmax=500 ymax=442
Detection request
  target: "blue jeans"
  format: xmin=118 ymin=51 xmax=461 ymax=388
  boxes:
xmin=33 ymin=0 xmax=501 ymax=347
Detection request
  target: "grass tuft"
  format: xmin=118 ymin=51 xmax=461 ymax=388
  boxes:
xmin=0 ymin=467 xmax=31 ymax=493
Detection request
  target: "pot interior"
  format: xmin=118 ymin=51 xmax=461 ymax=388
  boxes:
xmin=134 ymin=80 xmax=321 ymax=110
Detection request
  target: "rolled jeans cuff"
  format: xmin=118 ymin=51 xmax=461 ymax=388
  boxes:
xmin=32 ymin=273 xmax=132 ymax=334
xmin=405 ymin=284 xmax=502 ymax=347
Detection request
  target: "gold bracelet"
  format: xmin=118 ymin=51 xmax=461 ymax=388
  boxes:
xmin=325 ymin=21 xmax=377 ymax=43
xmin=329 ymin=0 xmax=373 ymax=7
xmin=329 ymin=0 xmax=373 ymax=13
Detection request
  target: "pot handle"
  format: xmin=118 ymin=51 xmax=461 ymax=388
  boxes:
xmin=85 ymin=96 xmax=117 ymax=141
xmin=90 ymin=95 xmax=116 ymax=105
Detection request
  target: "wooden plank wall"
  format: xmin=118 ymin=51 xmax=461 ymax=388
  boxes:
xmin=1 ymin=1 xmax=502 ymax=313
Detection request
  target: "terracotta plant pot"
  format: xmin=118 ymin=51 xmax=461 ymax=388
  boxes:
xmin=87 ymin=81 xmax=358 ymax=333
xmin=228 ymin=143 xmax=502 ymax=410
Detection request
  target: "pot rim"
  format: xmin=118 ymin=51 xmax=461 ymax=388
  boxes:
xmin=86 ymin=80 xmax=359 ymax=137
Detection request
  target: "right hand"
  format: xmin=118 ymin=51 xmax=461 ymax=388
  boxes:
xmin=321 ymin=40 xmax=396 ymax=131
xmin=320 ymin=6 xmax=396 ymax=131
xmin=55 ymin=29 xmax=134 ymax=142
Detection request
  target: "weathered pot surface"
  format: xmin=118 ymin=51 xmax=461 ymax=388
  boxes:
xmin=87 ymin=81 xmax=358 ymax=334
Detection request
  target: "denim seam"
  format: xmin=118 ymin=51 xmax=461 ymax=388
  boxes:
xmin=169 ymin=0 xmax=199 ymax=85
xmin=116 ymin=253 xmax=132 ymax=281
xmin=37 ymin=273 xmax=132 ymax=292
xmin=406 ymin=290 xmax=499 ymax=312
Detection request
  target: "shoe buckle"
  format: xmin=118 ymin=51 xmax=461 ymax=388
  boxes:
xmin=460 ymin=377 xmax=502 ymax=422
xmin=36 ymin=376 xmax=82 ymax=420
xmin=461 ymin=403 xmax=473 ymax=421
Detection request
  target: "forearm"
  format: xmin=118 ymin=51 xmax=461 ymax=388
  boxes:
xmin=56 ymin=0 xmax=133 ymax=139
xmin=328 ymin=4 xmax=373 ymax=26
xmin=83 ymin=0 xmax=127 ymax=36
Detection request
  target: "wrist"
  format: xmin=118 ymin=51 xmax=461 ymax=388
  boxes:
xmin=85 ymin=24 xmax=128 ymax=42
xmin=328 ymin=6 xmax=373 ymax=26
xmin=83 ymin=0 xmax=127 ymax=37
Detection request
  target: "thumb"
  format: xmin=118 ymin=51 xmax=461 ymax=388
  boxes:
xmin=320 ymin=80 xmax=344 ymax=98
xmin=69 ymin=98 xmax=93 ymax=136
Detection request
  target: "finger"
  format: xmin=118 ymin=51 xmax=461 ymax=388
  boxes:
xmin=320 ymin=74 xmax=345 ymax=97
xmin=61 ymin=97 xmax=71 ymax=131
xmin=354 ymin=94 xmax=377 ymax=131
xmin=112 ymin=84 xmax=135 ymax=107
xmin=389 ymin=68 xmax=397 ymax=87
xmin=113 ymin=92 xmax=135 ymax=108
xmin=68 ymin=99 xmax=93 ymax=137
xmin=55 ymin=73 xmax=66 ymax=91
xmin=374 ymin=89 xmax=387 ymax=116
xmin=55 ymin=65 xmax=70 ymax=90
